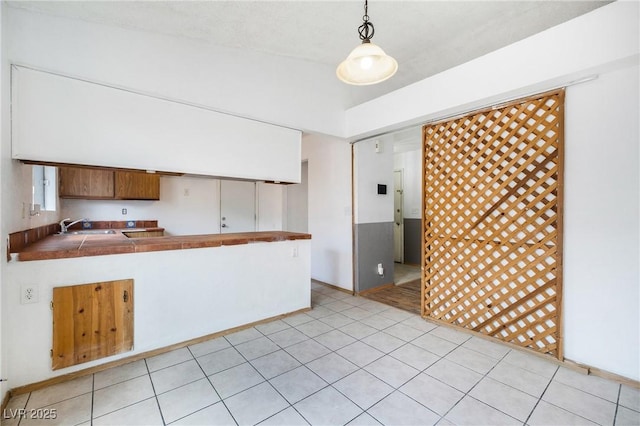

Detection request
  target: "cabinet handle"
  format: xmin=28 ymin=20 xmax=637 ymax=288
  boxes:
xmin=123 ymin=290 xmax=129 ymax=303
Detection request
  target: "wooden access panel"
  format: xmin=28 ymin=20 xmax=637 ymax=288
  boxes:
xmin=52 ymin=279 xmax=134 ymax=370
xmin=422 ymin=90 xmax=564 ymax=358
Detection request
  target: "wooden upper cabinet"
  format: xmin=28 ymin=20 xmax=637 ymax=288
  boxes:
xmin=115 ymin=171 xmax=160 ymax=200
xmin=59 ymin=167 xmax=114 ymax=199
xmin=59 ymin=167 xmax=159 ymax=200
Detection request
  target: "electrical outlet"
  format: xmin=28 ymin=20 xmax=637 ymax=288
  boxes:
xmin=122 ymin=208 xmax=127 ymax=215
xmin=292 ymin=246 xmax=299 ymax=257
xmin=21 ymin=284 xmax=39 ymax=304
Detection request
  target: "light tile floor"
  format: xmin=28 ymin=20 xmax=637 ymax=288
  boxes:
xmin=3 ymin=281 xmax=639 ymax=425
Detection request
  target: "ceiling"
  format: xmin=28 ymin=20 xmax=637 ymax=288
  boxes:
xmin=8 ymin=0 xmax=611 ymax=109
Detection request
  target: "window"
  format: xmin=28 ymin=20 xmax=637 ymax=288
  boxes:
xmin=32 ymin=165 xmax=57 ymax=213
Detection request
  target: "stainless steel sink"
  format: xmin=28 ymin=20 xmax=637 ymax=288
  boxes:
xmin=60 ymin=229 xmax=117 ymax=235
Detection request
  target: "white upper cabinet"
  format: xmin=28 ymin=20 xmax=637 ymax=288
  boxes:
xmin=11 ymin=66 xmax=301 ymax=183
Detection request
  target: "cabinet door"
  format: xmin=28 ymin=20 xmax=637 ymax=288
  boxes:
xmin=52 ymin=279 xmax=134 ymax=370
xmin=59 ymin=167 xmax=114 ymax=198
xmin=59 ymin=167 xmax=91 ymax=197
xmin=115 ymin=171 xmax=160 ymax=200
xmin=90 ymin=169 xmax=115 ymax=198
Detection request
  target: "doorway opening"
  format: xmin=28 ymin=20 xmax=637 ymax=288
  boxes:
xmin=394 ymin=263 xmax=421 ymax=286
xmin=361 ymin=128 xmax=423 ymax=314
xmin=220 ymin=180 xmax=256 ymax=233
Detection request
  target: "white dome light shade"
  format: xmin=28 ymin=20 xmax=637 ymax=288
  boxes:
xmin=336 ymin=42 xmax=398 ymax=85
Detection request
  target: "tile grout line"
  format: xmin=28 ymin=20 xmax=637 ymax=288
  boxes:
xmin=16 ymin=392 xmax=31 ymax=426
xmin=324 ymin=284 xmax=631 ymax=423
xmin=523 ymin=363 xmax=621 ymax=426
xmin=304 ymin=298 xmax=438 ymax=424
xmin=433 ymin=343 xmax=523 ymax=424
xmin=522 ymin=361 xmax=560 ymax=425
xmin=144 ymin=358 xmax=167 ymax=426
xmin=228 ymin=289 xmax=416 ymax=423
xmin=184 ymin=345 xmax=239 ymax=426
xmin=223 ymin=326 xmax=320 ymax=425
xmin=331 ymin=307 xmax=465 ymax=423
xmin=398 ymin=338 xmax=471 ymax=421
xmin=171 ymin=290 xmax=396 ymax=421
xmin=383 ymin=335 xmax=468 ymax=424
xmin=398 ymin=320 xmax=618 ymax=425
xmin=251 ymin=320 xmax=362 ymax=425
xmin=612 ymin=383 xmax=622 ymax=426
xmin=90 ymin=373 xmax=95 ymax=426
xmin=523 ymin=366 xmax=612 ymax=426
xmin=543 ymin=372 xmax=625 ymax=423
xmin=263 ymin=297 xmax=412 ymax=424
xmin=90 ymin=386 xmax=157 ymax=421
xmin=552 ymin=374 xmax=628 ymax=406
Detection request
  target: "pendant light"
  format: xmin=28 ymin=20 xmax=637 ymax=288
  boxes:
xmin=336 ymin=0 xmax=398 ymax=85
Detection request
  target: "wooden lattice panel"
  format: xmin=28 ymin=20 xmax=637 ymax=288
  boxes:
xmin=421 ymin=90 xmax=564 ymax=358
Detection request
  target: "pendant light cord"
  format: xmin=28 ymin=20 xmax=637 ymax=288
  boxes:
xmin=358 ymin=0 xmax=374 ymax=42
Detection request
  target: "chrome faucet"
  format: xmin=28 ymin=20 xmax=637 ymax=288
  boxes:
xmin=59 ymin=218 xmax=88 ymax=233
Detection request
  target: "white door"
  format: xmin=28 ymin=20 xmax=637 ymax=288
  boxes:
xmin=220 ymin=180 xmax=256 ymax=233
xmin=394 ymin=170 xmax=404 ymax=263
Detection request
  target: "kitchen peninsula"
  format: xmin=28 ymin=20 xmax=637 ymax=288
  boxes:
xmin=7 ymin=65 xmax=310 ymax=393
xmin=13 ymin=227 xmax=311 ymax=262
xmin=6 ymin=224 xmax=311 ymax=390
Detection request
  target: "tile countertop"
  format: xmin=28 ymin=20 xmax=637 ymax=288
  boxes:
xmin=13 ymin=230 xmax=312 ymax=262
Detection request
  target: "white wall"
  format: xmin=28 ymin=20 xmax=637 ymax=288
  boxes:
xmin=6 ymin=6 xmax=346 ymax=138
xmin=5 ymin=239 xmax=310 ymax=388
xmin=1 ymin=162 xmax=61 ymax=235
xmin=1 ymin=5 xmax=62 ymax=401
xmin=0 ymin=1 xmax=5 ymax=402
xmin=286 ymin=162 xmax=309 ymax=233
xmin=354 ymin=137 xmax=394 ymax=224
xmin=61 ymin=175 xmax=220 ymax=236
xmin=563 ymin=64 xmax=639 ymax=380
xmin=303 ymin=134 xmax=353 ymax=291
xmin=393 ymin=149 xmax=422 ymax=220
xmin=257 ymin=182 xmax=284 ymax=231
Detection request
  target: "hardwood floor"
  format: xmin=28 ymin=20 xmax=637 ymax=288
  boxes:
xmin=362 ymin=279 xmax=421 ymax=315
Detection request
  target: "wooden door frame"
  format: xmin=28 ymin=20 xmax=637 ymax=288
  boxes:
xmin=393 ymin=168 xmax=405 ymax=264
